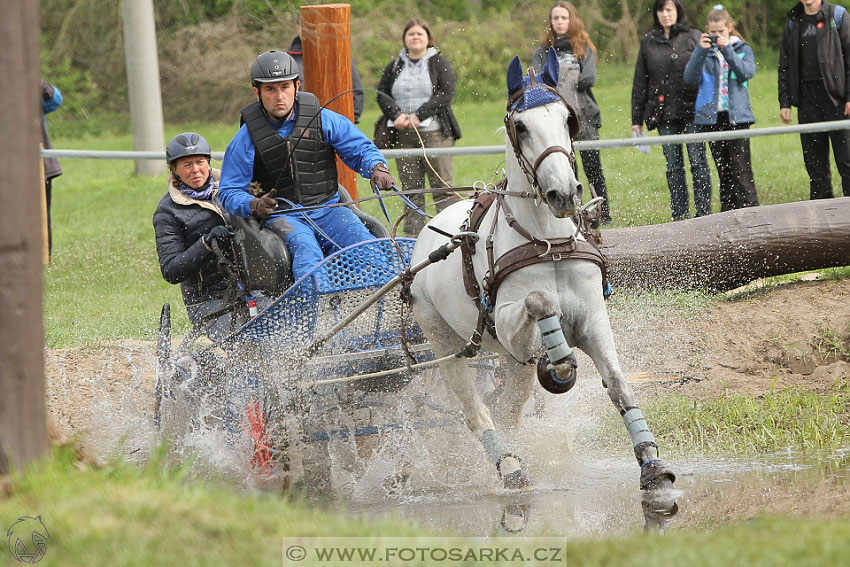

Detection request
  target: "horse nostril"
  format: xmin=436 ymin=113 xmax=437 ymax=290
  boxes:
xmin=575 ymin=182 xmax=583 ymax=202
xmin=545 ymin=190 xmax=562 ymax=207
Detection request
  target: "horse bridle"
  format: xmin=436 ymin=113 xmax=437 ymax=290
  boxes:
xmin=504 ymin=74 xmax=579 ymax=201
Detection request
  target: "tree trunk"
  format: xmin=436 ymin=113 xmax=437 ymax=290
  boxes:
xmin=601 ymin=198 xmax=850 ymax=292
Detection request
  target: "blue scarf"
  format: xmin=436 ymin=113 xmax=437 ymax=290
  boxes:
xmin=176 ymin=174 xmax=215 ymax=201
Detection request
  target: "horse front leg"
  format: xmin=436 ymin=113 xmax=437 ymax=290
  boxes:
xmin=579 ymin=326 xmax=676 ymax=491
xmin=498 ymin=290 xmax=578 ymax=393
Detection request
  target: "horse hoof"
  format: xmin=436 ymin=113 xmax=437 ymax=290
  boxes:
xmin=640 ymin=459 xmax=676 ymax=491
xmin=641 ymin=496 xmax=679 ymax=531
xmin=536 ymin=355 xmax=577 ymax=394
xmin=502 ymin=468 xmax=532 ymax=489
xmin=497 ymin=455 xmax=532 ymax=489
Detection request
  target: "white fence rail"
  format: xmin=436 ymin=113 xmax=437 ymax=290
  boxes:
xmin=41 ymin=119 xmax=850 ymax=161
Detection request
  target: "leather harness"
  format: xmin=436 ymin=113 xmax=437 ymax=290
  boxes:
xmin=456 ymin=78 xmax=609 ymax=354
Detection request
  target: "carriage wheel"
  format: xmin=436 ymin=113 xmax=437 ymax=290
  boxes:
xmin=243 ymin=397 xmax=274 ymax=476
xmin=153 ymin=303 xmax=172 ymax=429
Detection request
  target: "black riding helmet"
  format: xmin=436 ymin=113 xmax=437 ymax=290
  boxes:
xmin=166 ymin=132 xmax=212 ymax=166
xmin=250 ymin=50 xmax=299 ymax=86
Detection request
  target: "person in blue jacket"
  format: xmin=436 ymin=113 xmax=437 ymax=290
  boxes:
xmin=219 ymin=50 xmax=395 ymax=283
xmin=684 ymin=4 xmax=759 ymax=211
xmin=41 ymin=79 xmax=63 ymax=258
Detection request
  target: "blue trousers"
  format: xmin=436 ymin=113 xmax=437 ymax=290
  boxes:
xmin=266 ymin=194 xmax=375 ymax=283
xmin=657 ymin=119 xmax=713 ymax=219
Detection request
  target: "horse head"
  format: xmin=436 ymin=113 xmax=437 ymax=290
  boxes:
xmin=506 ymin=47 xmax=582 ymax=218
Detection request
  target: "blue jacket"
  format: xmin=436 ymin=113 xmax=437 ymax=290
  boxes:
xmin=684 ymin=37 xmax=756 ymax=126
xmin=219 ymin=104 xmax=386 ymax=219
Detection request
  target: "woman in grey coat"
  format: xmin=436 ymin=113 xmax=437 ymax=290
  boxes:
xmin=533 ymin=1 xmax=611 ymax=223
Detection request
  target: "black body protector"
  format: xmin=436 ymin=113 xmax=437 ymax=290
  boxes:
xmin=241 ymin=91 xmax=338 ymax=207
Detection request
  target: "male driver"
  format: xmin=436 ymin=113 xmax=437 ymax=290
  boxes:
xmin=779 ymin=0 xmax=850 ymax=199
xmin=219 ymin=50 xmax=394 ymax=282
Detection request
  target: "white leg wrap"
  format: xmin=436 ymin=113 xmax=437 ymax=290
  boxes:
xmin=537 ymin=315 xmax=573 ymax=365
xmin=623 ymin=408 xmax=656 ymax=448
xmin=482 ymin=429 xmax=511 ymax=465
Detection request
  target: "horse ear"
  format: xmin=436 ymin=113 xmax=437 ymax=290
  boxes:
xmin=540 ymin=46 xmax=560 ymax=88
xmin=507 ymin=56 xmax=523 ymax=97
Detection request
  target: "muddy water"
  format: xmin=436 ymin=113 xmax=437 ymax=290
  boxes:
xmin=336 ymin=449 xmax=850 ymax=537
xmin=46 ymin=342 xmax=850 ymax=538
xmin=308 ymin=366 xmax=850 ymax=537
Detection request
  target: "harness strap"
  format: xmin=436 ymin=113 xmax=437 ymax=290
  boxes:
xmin=488 ymin=238 xmax=609 ymax=297
xmin=460 ymin=190 xmax=498 ymax=301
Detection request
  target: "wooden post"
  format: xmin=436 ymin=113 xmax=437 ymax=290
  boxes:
xmin=0 ymin=0 xmax=49 ymax=475
xmin=301 ymin=4 xmax=357 ymax=198
xmin=39 ymin=143 xmax=50 ymax=265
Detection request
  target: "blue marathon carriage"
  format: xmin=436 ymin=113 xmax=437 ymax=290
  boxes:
xmin=153 ymin=189 xmax=466 ymax=481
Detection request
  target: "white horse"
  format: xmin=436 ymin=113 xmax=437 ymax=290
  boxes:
xmin=409 ymin=49 xmax=675 ymax=490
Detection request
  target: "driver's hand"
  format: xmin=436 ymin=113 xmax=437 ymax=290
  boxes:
xmin=370 ymin=162 xmax=395 ymax=191
xmin=204 ymin=225 xmax=232 ymax=248
xmin=249 ymin=193 xmax=277 ymax=220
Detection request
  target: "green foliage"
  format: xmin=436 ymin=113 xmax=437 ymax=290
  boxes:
xmin=40 ymin=46 xmax=96 ymax=121
xmin=153 ymin=0 xmax=236 ymax=28
xmin=38 ymin=0 xmax=799 ymax=125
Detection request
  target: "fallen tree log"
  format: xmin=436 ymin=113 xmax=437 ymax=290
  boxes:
xmin=601 ymin=197 xmax=850 ymax=292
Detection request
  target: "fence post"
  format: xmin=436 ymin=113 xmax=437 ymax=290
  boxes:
xmin=301 ymin=4 xmax=357 ymax=198
xmin=121 ymin=0 xmax=166 ymax=177
xmin=0 ymin=0 xmax=49 ymax=475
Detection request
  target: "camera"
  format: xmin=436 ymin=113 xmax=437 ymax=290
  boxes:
xmin=708 ymin=34 xmax=719 ymax=46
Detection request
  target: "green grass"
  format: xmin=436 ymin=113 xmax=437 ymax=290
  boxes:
xmin=44 ymin=58 xmax=845 ymax=347
xmin=566 ymin=516 xmax=850 ymax=567
xmin=642 ymin=380 xmax=850 ymax=455
xmin=0 ymin=445 xmax=428 ymax=567
xmin=4 ymin=445 xmax=850 ymax=566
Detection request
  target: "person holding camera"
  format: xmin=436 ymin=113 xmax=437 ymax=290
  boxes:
xmin=632 ymin=0 xmax=712 ymax=220
xmin=684 ymin=4 xmax=758 ymax=211
xmin=153 ymin=132 xmax=237 ymax=341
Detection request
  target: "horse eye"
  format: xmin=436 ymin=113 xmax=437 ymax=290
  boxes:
xmin=514 ymin=121 xmax=528 ymax=136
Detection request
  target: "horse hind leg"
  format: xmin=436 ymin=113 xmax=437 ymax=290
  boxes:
xmin=438 ymin=354 xmax=531 ymax=489
xmin=415 ymin=306 xmax=530 ymax=489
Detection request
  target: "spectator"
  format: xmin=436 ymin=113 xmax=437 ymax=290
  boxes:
xmin=41 ymin=79 xmax=63 ymax=258
xmin=219 ymin=50 xmax=395 ymax=283
xmin=684 ymin=4 xmax=759 ymax=211
xmin=287 ymin=16 xmax=364 ymax=123
xmin=153 ymin=133 xmax=238 ymax=341
xmin=533 ymin=1 xmax=612 ymax=224
xmin=376 ymin=18 xmax=462 ymax=236
xmin=632 ymin=0 xmax=713 ymax=220
xmin=779 ymin=0 xmax=850 ymax=199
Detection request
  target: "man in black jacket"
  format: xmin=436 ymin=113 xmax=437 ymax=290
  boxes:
xmin=779 ymin=0 xmax=850 ymax=199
